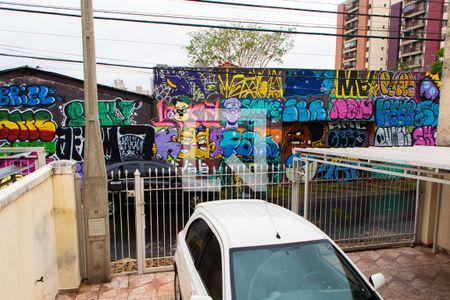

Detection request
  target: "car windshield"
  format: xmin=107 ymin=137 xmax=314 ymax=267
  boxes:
xmin=230 ymin=240 xmax=379 ymax=300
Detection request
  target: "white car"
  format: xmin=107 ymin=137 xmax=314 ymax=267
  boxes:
xmin=174 ymin=200 xmax=385 ymax=300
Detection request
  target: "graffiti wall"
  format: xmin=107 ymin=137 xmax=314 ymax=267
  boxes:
xmin=152 ymin=68 xmax=441 ymax=172
xmin=0 ymin=72 xmax=153 ymax=175
xmin=0 ymin=67 xmax=441 ymax=175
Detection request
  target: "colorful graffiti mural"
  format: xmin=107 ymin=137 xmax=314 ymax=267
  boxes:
xmin=0 ymin=69 xmax=441 ymax=173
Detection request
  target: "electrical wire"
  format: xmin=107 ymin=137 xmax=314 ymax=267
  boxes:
xmin=0 ymin=51 xmax=438 ymax=81
xmin=182 ymin=0 xmax=447 ymax=22
xmin=0 ymin=6 xmax=445 ymax=42
xmin=0 ymin=1 xmax=446 ymax=34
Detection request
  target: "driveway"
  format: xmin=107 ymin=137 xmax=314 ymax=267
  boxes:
xmin=57 ymin=246 xmax=450 ymax=299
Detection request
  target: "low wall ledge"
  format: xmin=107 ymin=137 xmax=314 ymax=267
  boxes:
xmin=52 ymin=160 xmax=77 ymax=175
xmin=0 ymin=164 xmax=53 ymax=211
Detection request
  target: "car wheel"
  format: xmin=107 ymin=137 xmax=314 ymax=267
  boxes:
xmin=174 ymin=270 xmax=182 ymax=300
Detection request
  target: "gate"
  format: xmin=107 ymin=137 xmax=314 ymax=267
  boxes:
xmin=108 ymin=164 xmax=292 ymax=274
xmin=292 ymin=153 xmax=419 ymax=251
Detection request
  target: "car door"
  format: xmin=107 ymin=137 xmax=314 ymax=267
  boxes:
xmin=178 ymin=217 xmax=223 ymax=299
xmin=197 ymin=233 xmax=223 ymax=300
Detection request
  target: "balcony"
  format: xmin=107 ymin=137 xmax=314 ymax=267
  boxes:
xmin=402 ymin=19 xmax=425 ymax=32
xmin=403 ymin=3 xmax=426 ymax=18
xmin=400 ymin=42 xmax=423 ymax=57
xmin=345 ymin=14 xmax=358 ymax=24
xmin=343 ymin=61 xmax=356 ymax=69
xmin=345 ymin=2 xmax=358 ymax=13
xmin=343 ymin=52 xmax=357 ymax=61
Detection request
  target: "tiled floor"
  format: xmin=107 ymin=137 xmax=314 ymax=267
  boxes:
xmin=56 ymin=272 xmax=174 ymax=300
xmin=347 ymin=246 xmax=450 ymax=300
xmin=57 ymin=246 xmax=450 ymax=300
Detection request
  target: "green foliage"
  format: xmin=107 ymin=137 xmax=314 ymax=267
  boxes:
xmin=185 ymin=26 xmax=294 ymax=68
xmin=430 ymin=48 xmax=444 ymax=73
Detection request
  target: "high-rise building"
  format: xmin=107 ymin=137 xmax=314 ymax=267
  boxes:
xmin=113 ymin=78 xmax=128 ymax=90
xmin=389 ymin=0 xmax=446 ymax=71
xmin=336 ymin=0 xmax=446 ymax=71
xmin=335 ymin=0 xmax=370 ymax=70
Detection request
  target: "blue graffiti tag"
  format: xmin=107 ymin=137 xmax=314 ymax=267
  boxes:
xmin=0 ymin=84 xmax=62 ymax=107
xmin=282 ymin=98 xmax=327 ymax=122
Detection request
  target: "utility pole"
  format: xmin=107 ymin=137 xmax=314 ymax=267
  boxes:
xmin=437 ymin=4 xmax=450 ymax=146
xmin=80 ymin=0 xmax=111 ymax=283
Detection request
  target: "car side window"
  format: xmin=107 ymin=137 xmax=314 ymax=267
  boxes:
xmin=185 ymin=218 xmax=211 ymax=265
xmin=198 ymin=234 xmax=222 ymax=300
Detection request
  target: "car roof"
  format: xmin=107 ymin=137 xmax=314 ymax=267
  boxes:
xmin=194 ymin=200 xmax=328 ymax=249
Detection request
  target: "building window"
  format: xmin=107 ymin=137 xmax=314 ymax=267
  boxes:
xmin=366 ymin=57 xmax=369 ymax=62
xmin=381 ymin=58 xmax=383 ymax=61
xmin=381 ymin=47 xmax=384 ymax=50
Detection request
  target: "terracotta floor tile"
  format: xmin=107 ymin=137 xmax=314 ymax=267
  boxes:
xmin=58 ymin=246 xmax=450 ymax=300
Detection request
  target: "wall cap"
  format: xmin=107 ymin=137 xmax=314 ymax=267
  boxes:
xmin=0 ymin=164 xmax=53 ymax=211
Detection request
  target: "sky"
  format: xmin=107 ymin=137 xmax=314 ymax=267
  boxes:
xmin=0 ymin=0 xmax=344 ymax=92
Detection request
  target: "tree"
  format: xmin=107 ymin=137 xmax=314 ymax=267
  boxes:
xmin=185 ymin=26 xmax=294 ymax=68
xmin=430 ymin=48 xmax=444 ymax=73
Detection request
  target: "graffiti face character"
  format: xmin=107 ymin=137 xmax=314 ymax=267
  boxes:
xmin=173 ymin=97 xmax=190 ymax=122
xmin=222 ymin=98 xmax=242 ymax=129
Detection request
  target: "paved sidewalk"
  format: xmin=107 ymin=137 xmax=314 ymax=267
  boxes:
xmin=57 ymin=246 xmax=450 ymax=300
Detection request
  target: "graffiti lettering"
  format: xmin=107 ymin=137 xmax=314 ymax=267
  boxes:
xmin=334 ymin=70 xmax=378 ymax=98
xmin=326 ymin=130 xmax=367 ymax=147
xmin=374 ymin=127 xmax=412 ymax=147
xmin=283 ymin=98 xmax=327 ymax=122
xmin=414 ymin=101 xmax=439 ymax=127
xmin=412 ymin=126 xmax=436 ymax=146
xmin=55 ymin=126 xmax=154 ymax=162
xmin=378 ymin=71 xmax=415 ymax=97
xmin=220 ymin=130 xmax=280 ymax=159
xmin=0 ymin=109 xmax=56 ymax=142
xmin=327 ymin=121 xmax=366 ymax=130
xmin=316 ymin=163 xmax=358 ymax=180
xmin=218 ymin=69 xmax=283 ymax=99
xmin=375 ymin=98 xmax=416 ymax=126
xmin=329 ymin=98 xmax=373 ymax=120
xmin=240 ymin=98 xmax=283 ymax=122
xmin=64 ymin=98 xmax=141 ymax=126
xmin=0 ymin=84 xmax=63 ymax=107
xmin=56 ymin=127 xmax=84 ymax=161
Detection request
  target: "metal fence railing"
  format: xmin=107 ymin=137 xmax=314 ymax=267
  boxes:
xmin=108 ymin=164 xmax=292 ymax=273
xmin=294 ymin=156 xmax=418 ymax=251
xmin=108 ymin=158 xmax=419 ymax=274
xmin=0 ymin=147 xmax=47 ymax=188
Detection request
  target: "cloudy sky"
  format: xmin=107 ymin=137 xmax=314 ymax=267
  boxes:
xmin=0 ymin=0 xmax=343 ymax=92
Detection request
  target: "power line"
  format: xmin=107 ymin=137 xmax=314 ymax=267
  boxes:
xmin=0 ymin=51 xmax=438 ymax=81
xmin=182 ymin=0 xmax=447 ymax=22
xmin=0 ymin=2 xmax=446 ymax=36
xmin=0 ymin=43 xmax=161 ymax=65
xmin=0 ymin=6 xmax=445 ymax=42
xmin=0 ymin=1 xmax=411 ymax=34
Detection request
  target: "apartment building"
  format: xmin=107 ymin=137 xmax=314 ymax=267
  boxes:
xmin=336 ymin=0 xmax=447 ymax=71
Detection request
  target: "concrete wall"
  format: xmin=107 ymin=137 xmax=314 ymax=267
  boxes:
xmin=0 ymin=161 xmax=81 ymax=300
xmin=417 ymin=178 xmax=450 ymax=253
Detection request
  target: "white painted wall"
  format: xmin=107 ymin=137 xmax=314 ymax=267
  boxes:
xmin=0 ymin=161 xmax=81 ymax=300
